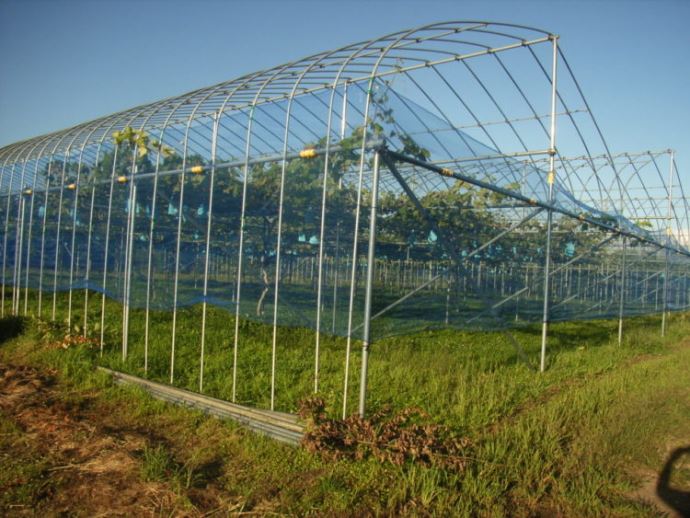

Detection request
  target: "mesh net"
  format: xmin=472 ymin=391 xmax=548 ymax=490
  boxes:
xmin=1 ymin=24 xmax=688 ymax=414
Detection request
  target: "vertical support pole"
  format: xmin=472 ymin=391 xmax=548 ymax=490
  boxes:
xmin=662 ymin=249 xmax=670 ymax=337
xmin=122 ymin=177 xmax=136 ymax=361
xmin=358 ymin=150 xmax=381 ymax=418
xmin=0 ymin=159 xmax=8 ymax=318
xmin=314 ymin=81 xmax=347 ymax=394
xmin=37 ymin=159 xmax=54 ymax=318
xmin=52 ymin=152 xmax=70 ymax=321
xmin=269 ymin=115 xmax=293 ymax=412
xmin=10 ymin=172 xmax=20 ymax=315
xmin=540 ymin=35 xmax=558 ymax=373
xmin=655 ymin=272 xmax=660 ymax=312
xmin=81 ymin=133 xmax=113 ymax=337
xmin=269 ymin=162 xmax=286 ymax=411
xmin=83 ymin=179 xmax=97 ymax=335
xmin=121 ymin=180 xmax=130 ymax=359
xmin=67 ymin=146 xmax=87 ymax=328
xmin=200 ymin=112 xmax=219 ymax=392
xmin=14 ymin=193 xmax=27 ymax=315
xmin=445 ymin=273 xmax=450 ymax=325
xmin=143 ymin=126 xmax=168 ymax=374
xmin=618 ymin=236 xmax=626 ymax=345
xmin=23 ymin=183 xmax=36 ymax=315
xmin=11 ymin=189 xmax=20 ymax=315
xmin=661 ymin=151 xmax=674 ymax=336
xmin=2 ymin=163 xmax=20 ymax=317
xmin=232 ymin=105 xmax=255 ymax=403
xmin=100 ymin=144 xmax=120 ymax=354
xmin=170 ymin=136 xmax=190 ymax=384
xmin=12 ymin=160 xmax=28 ymax=316
xmin=342 ymin=75 xmax=376 ymax=419
xmin=24 ymin=146 xmax=49 ymax=316
xmin=0 ymin=160 xmax=14 ymax=317
xmin=332 ymin=217 xmax=341 ymax=334
xmin=340 ymin=82 xmax=348 ymax=141
xmin=616 ymin=147 xmax=627 ymax=344
xmin=313 ymin=145 xmax=329 ymax=393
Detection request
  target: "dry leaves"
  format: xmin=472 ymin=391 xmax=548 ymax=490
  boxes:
xmin=298 ymin=396 xmax=471 ymax=471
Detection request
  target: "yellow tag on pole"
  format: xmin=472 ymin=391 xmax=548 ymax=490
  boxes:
xmin=547 ymin=171 xmax=555 ymax=185
xmin=299 ymin=148 xmax=317 ymax=159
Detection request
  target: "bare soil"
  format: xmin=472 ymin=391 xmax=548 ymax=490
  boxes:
xmin=0 ymin=363 xmax=234 ymax=516
xmin=631 ymin=453 xmax=690 ymax=518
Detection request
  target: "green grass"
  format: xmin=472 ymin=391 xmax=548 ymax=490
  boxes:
xmin=0 ymin=417 xmax=54 ymax=512
xmin=2 ymin=289 xmax=689 ymax=515
xmin=13 ymin=288 xmax=678 ymax=420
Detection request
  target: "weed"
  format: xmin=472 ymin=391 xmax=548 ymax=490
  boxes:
xmin=140 ymin=444 xmax=176 ymax=482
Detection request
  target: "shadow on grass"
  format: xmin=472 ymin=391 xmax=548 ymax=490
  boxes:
xmin=0 ymin=316 xmax=25 ymax=345
xmin=657 ymin=446 xmax=690 ymax=516
xmin=516 ymin=320 xmax=612 ymax=345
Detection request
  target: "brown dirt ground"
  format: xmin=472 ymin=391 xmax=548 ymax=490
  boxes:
xmin=0 ymin=363 xmax=239 ymax=517
xmin=632 ymin=472 xmax=685 ymax=518
xmin=631 ymin=448 xmax=690 ymax=518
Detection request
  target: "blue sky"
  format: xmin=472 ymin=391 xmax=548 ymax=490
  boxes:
xmin=1 ymin=0 xmax=688 ymax=183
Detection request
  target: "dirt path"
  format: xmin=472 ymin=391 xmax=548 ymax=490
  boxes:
xmin=487 ymin=340 xmax=690 ymax=438
xmin=0 ymin=363 xmax=217 ymax=516
xmin=632 ymin=470 xmax=689 ymax=518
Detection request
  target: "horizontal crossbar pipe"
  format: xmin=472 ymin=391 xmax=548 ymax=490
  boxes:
xmin=413 ymin=203 xmax=537 ymax=211
xmin=385 ymin=149 xmax=690 ymax=258
xmin=407 ymin=109 xmax=588 ymax=133
xmin=418 ymin=149 xmax=553 ymax=165
xmin=2 ymin=140 xmax=382 ymax=194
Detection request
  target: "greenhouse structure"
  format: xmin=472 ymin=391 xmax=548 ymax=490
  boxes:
xmin=0 ymin=21 xmax=688 ymax=422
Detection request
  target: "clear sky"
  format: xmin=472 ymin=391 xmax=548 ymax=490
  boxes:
xmin=1 ymin=0 xmax=688 ymax=183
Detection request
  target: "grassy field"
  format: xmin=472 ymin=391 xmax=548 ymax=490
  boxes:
xmin=13 ymin=289 xmax=682 ymax=420
xmin=1 ymin=293 xmax=690 ymax=515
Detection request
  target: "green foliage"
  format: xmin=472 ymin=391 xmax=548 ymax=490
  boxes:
xmin=112 ymin=126 xmax=175 ymax=160
xmin=0 ymin=417 xmax=52 ymax=510
xmin=140 ymin=443 xmax=176 ymax=482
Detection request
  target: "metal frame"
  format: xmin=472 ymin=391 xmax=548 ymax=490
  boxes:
xmin=0 ymin=21 xmax=687 ymax=420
